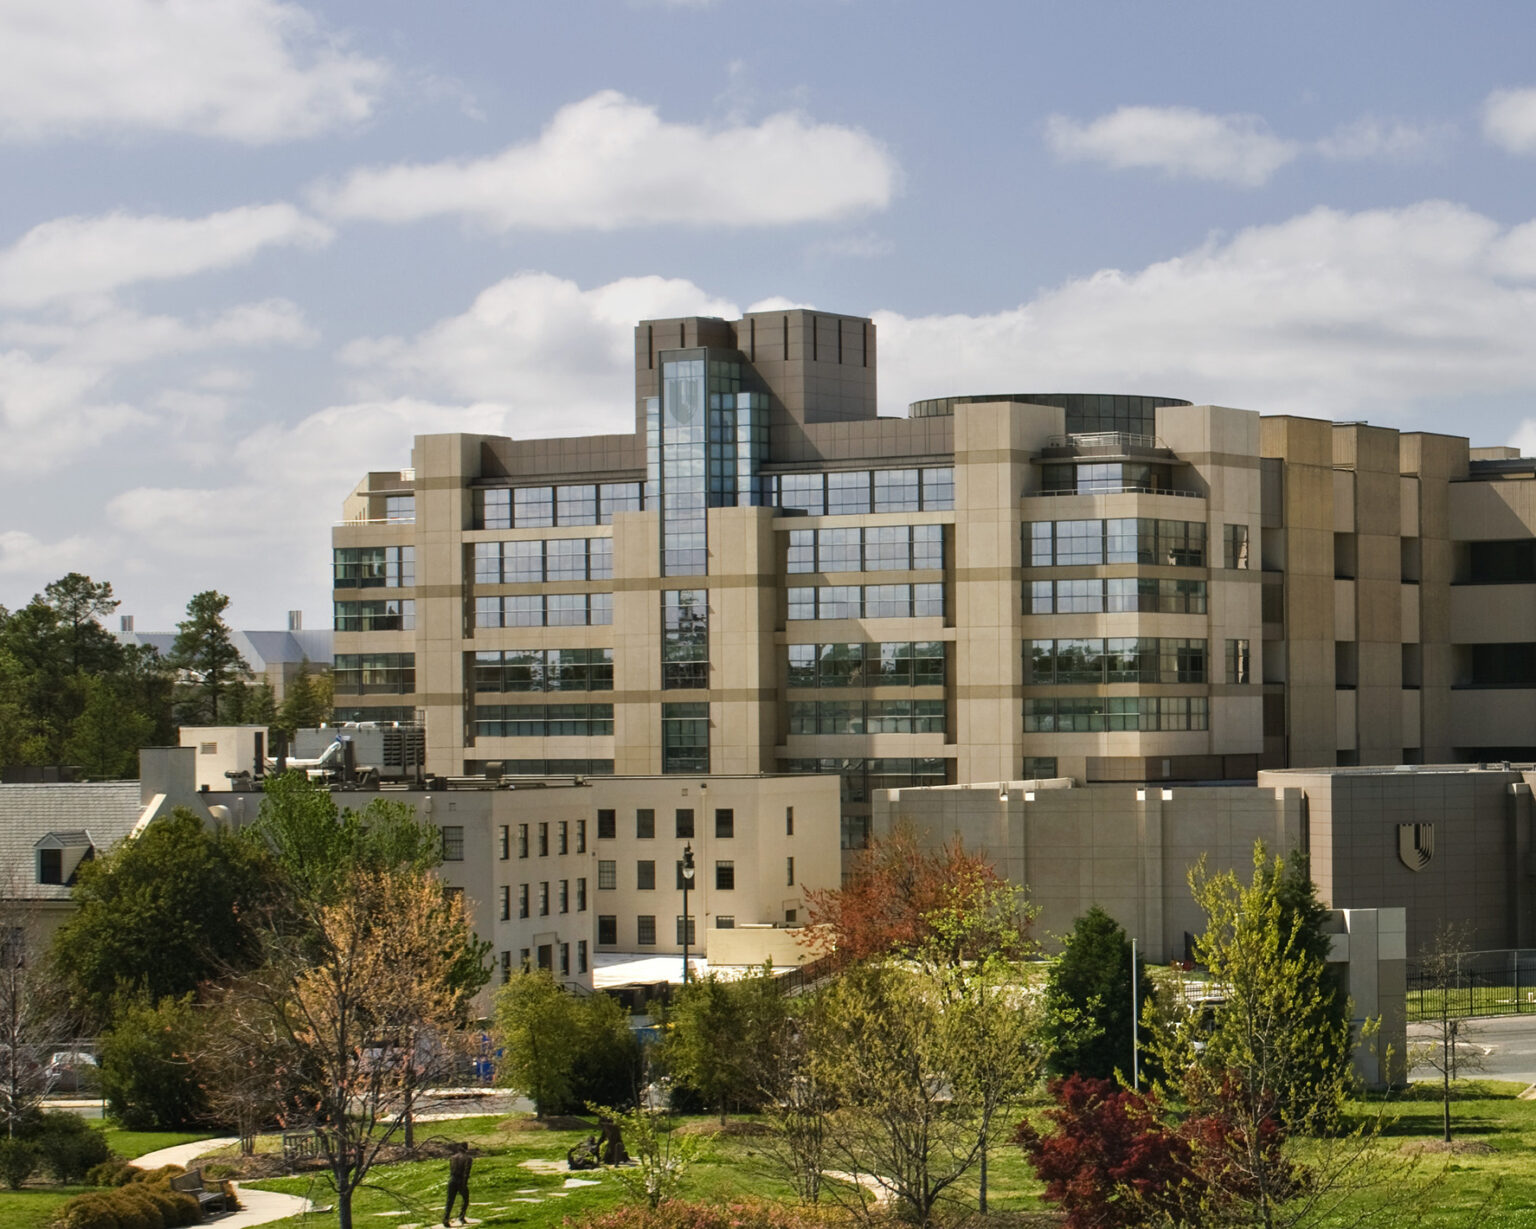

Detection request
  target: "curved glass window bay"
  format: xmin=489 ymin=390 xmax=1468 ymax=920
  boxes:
xmin=1026 ymin=518 xmax=1207 ymax=567
xmin=1024 ymin=696 xmax=1208 ymax=732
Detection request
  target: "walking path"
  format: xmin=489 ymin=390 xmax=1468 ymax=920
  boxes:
xmin=135 ymin=1137 xmax=311 ymax=1228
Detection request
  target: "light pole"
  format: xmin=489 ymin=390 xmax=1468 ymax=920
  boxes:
xmin=681 ymin=843 xmax=695 ymax=985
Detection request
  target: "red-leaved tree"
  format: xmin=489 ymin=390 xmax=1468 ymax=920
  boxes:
xmin=1017 ymin=1075 xmax=1194 ymax=1229
xmin=800 ymin=826 xmax=1029 ymax=965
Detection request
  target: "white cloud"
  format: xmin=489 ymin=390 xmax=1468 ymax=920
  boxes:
xmin=0 ymin=0 xmax=388 ymax=143
xmin=340 ymin=273 xmax=737 ymax=432
xmin=0 ymin=205 xmax=332 ymax=309
xmin=873 ymin=201 xmax=1536 ymax=421
xmin=0 ymin=300 xmax=314 ymax=471
xmin=1045 ymin=106 xmax=1299 ymax=187
xmin=0 ymin=530 xmax=96 ymax=577
xmin=1484 ymin=87 xmax=1536 ymax=153
xmin=316 ymin=90 xmax=898 ymax=229
xmin=1315 ymin=116 xmax=1451 ymax=162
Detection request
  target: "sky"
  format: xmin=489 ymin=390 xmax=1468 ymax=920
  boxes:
xmin=6 ymin=0 xmax=1536 ymax=629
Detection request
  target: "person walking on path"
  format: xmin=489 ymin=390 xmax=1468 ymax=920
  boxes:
xmin=443 ymin=1142 xmax=473 ymax=1226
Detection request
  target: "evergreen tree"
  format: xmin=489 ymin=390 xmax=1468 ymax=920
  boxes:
xmin=1043 ymin=905 xmax=1150 ymax=1080
xmin=168 ymin=590 xmax=248 ymax=725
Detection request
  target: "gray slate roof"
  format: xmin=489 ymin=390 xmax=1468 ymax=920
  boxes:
xmin=0 ymin=782 xmax=142 ymax=900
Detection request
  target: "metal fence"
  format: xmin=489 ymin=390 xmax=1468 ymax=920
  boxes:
xmin=1406 ymin=948 xmax=1536 ymax=1021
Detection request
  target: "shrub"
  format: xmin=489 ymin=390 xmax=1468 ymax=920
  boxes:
xmin=57 ymin=1193 xmax=124 ymax=1229
xmin=572 ymin=1199 xmax=833 ymax=1229
xmin=132 ymin=1165 xmax=186 ymax=1185
xmin=86 ymin=1160 xmax=133 ymax=1187
xmin=0 ymin=1136 xmax=38 ymax=1189
xmin=109 ymin=1186 xmax=165 ymax=1229
xmin=34 ymin=1119 xmax=112 ymax=1183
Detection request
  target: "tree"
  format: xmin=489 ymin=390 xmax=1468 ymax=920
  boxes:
xmin=1043 ymin=905 xmax=1151 ymax=1081
xmin=60 ymin=674 xmax=156 ymax=779
xmin=493 ymin=970 xmax=639 ymax=1117
xmin=1413 ymin=921 xmax=1483 ymax=1143
xmin=168 ymin=591 xmax=248 ymax=725
xmin=43 ymin=574 xmax=121 ymax=674
xmin=229 ymin=868 xmax=483 ymax=1229
xmin=98 ymin=995 xmax=207 ymax=1130
xmin=813 ymin=957 xmax=1043 ymax=1226
xmin=0 ymin=889 xmax=67 ymax=1138
xmin=802 ymin=826 xmax=1031 ymax=965
xmin=274 ymin=660 xmax=332 ymax=740
xmin=662 ymin=965 xmax=788 ymax=1123
xmin=51 ymin=808 xmax=277 ymax=1028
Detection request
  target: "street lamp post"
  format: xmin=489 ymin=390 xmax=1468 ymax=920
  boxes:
xmin=681 ymin=843 xmax=695 ymax=985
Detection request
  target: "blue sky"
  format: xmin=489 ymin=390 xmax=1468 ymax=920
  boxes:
xmin=5 ymin=0 xmax=1536 ymax=629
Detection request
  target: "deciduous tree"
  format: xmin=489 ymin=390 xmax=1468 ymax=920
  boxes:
xmin=0 ymin=888 xmax=67 ymax=1138
xmin=662 ymin=965 xmax=787 ymax=1123
xmin=493 ymin=970 xmax=639 ymax=1117
xmin=1413 ymin=921 xmax=1483 ymax=1143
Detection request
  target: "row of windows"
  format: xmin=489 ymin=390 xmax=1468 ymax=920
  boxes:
xmin=469 ymin=758 xmax=614 ymax=776
xmin=473 ymin=537 xmax=614 ymax=583
xmin=788 ymin=699 xmax=945 ymax=735
xmin=598 ymin=915 xmax=714 ymax=947
xmin=663 ymin=590 xmax=709 ymax=690
xmin=1025 ymin=638 xmax=1208 ymax=685
xmin=334 ymin=653 xmax=415 ymax=695
xmin=334 ymin=545 xmax=415 ymax=588
xmin=786 ymin=641 xmax=946 ymax=689
xmin=596 ymin=806 xmax=737 ymax=839
xmin=787 ymin=584 xmax=944 ymax=621
xmin=335 ymin=599 xmax=414 ymax=632
xmin=503 ymin=941 xmax=587 ymax=980
xmin=504 ymin=878 xmax=588 ymax=919
xmin=1024 ymin=696 xmax=1210 ymax=732
xmin=500 ymin=820 xmax=588 ymax=859
xmin=780 ymin=756 xmax=952 ymax=804
xmin=598 ymin=858 xmax=742 ymax=891
xmin=476 ymin=483 xmax=644 ymax=529
xmin=473 ymin=648 xmax=613 ymax=693
xmin=473 ymin=704 xmax=614 ymax=738
xmin=786 ymin=525 xmax=944 ymax=574
xmin=475 ymin=594 xmax=613 ymax=627
xmin=773 ymin=467 xmax=954 ymax=516
xmin=1040 ymin=461 xmax=1174 ymax=495
xmin=1027 ymin=518 xmax=1208 ymax=568
xmin=1027 ymin=577 xmax=1208 ymax=614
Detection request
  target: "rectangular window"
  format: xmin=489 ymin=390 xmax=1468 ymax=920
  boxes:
xmin=518 ymin=884 xmax=529 ymax=919
xmin=559 ymin=880 xmax=569 ymax=913
xmin=557 ymin=821 xmax=568 ymax=855
xmin=597 ymin=916 xmax=617 ymax=945
xmin=519 ymin=947 xmax=531 ymax=971
xmin=598 ymin=860 xmax=616 ymax=890
xmin=662 ymin=702 xmax=709 ymax=774
xmin=498 ymin=885 xmax=511 ymax=921
xmin=577 ymin=878 xmax=588 ymax=911
xmin=597 ymin=809 xmax=616 ymax=839
xmin=1224 ymin=523 xmax=1250 ymax=569
xmin=1227 ymin=638 xmax=1252 ymax=685
xmin=538 ymin=883 xmax=549 ymax=916
xmin=559 ymin=942 xmax=570 ymax=976
xmin=716 ymin=916 xmax=735 ymax=930
xmin=1023 ymin=756 xmax=1058 ymax=779
xmin=716 ymin=861 xmax=735 ymax=890
xmin=577 ymin=940 xmax=588 ymax=974
xmin=500 ymin=950 xmax=512 ymax=984
xmin=537 ymin=823 xmax=549 ymax=857
xmin=787 ymin=856 xmax=795 ymax=886
xmin=498 ymin=825 xmax=509 ymax=860
xmin=675 ymin=808 xmax=695 ymax=838
xmin=715 ymin=808 xmax=734 ymax=838
xmin=636 ymin=808 xmax=655 ymax=839
xmin=517 ymin=824 xmax=529 ymax=858
xmin=676 ymin=915 xmax=697 ymax=945
xmin=637 ymin=915 xmax=657 ymax=946
xmin=576 ymin=819 xmax=587 ymax=853
xmin=440 ymin=826 xmax=464 ymax=861
xmin=637 ymin=860 xmax=656 ymax=891
xmin=786 ymin=806 xmax=794 ymax=835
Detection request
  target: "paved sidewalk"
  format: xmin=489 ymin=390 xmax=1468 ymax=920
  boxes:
xmin=134 ymin=1138 xmax=311 ymax=1228
xmin=135 ymin=1138 xmax=239 ymax=1169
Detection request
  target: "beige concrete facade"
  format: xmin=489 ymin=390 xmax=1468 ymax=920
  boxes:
xmin=331 ymin=305 xmax=1536 ymax=860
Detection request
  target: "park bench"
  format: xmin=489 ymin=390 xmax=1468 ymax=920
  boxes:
xmin=283 ymin=1129 xmax=323 ymax=1171
xmin=169 ymin=1168 xmax=230 ymax=1217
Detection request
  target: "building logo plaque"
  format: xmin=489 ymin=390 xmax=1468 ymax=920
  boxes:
xmin=1397 ymin=822 xmax=1434 ymax=872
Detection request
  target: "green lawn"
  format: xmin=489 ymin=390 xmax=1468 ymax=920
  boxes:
xmin=94 ymin=1125 xmax=219 ymax=1161
xmin=7 ymin=1089 xmax=1535 ymax=1229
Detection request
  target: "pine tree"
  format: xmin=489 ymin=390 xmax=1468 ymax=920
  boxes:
xmin=168 ymin=591 xmax=248 ymax=725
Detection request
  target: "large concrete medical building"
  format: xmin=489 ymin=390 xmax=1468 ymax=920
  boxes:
xmin=332 ymin=307 xmax=1536 ymax=852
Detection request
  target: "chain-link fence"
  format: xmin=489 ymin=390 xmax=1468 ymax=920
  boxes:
xmin=1406 ymin=948 xmax=1536 ymax=1021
